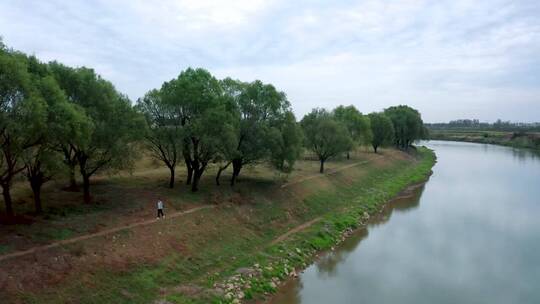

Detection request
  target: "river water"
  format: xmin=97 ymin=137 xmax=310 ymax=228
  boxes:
xmin=271 ymin=141 xmax=540 ymax=304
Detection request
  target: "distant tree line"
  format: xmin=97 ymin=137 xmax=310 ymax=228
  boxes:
xmin=427 ymin=119 xmax=540 ymax=132
xmin=1 ymin=41 xmax=426 ymax=216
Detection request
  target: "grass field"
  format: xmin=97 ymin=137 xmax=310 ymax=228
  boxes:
xmin=0 ymin=147 xmax=435 ymax=303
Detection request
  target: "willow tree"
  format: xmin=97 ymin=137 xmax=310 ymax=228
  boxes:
xmin=301 ymin=108 xmax=352 ymax=173
xmin=368 ymin=112 xmax=394 ymax=153
xmin=18 ymin=56 xmax=93 ymax=212
xmin=160 ymin=68 xmax=237 ymax=191
xmin=333 ymin=105 xmax=371 ymax=158
xmin=51 ymin=63 xmax=144 ymax=203
xmin=214 ymin=77 xmax=242 ymax=185
xmin=384 ymin=105 xmax=424 ymax=149
xmin=49 ymin=62 xmax=92 ymax=190
xmin=0 ymin=48 xmax=45 ymax=215
xmin=227 ymin=80 xmax=291 ymax=185
xmin=136 ymin=89 xmax=183 ymax=188
xmin=268 ymin=111 xmax=303 ymax=172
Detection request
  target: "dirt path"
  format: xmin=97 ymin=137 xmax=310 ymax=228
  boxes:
xmin=281 ymin=159 xmax=373 ymax=188
xmin=0 ymin=159 xmax=376 ymax=263
xmin=0 ymin=205 xmax=214 ymax=262
xmin=271 ymin=217 xmax=322 ymax=245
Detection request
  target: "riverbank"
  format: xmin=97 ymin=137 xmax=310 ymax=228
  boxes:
xmin=428 ymin=129 xmax=540 ymax=150
xmin=252 ymin=147 xmax=435 ymax=304
xmin=0 ymin=148 xmax=435 ymax=304
xmin=182 ymin=147 xmax=436 ymax=304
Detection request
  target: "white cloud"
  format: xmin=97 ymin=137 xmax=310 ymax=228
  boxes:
xmin=1 ymin=0 xmax=539 ymax=122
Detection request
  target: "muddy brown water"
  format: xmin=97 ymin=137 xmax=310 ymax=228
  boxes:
xmin=270 ymin=141 xmax=540 ymax=304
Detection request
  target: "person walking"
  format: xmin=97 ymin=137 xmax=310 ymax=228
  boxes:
xmin=157 ymin=198 xmax=165 ymax=219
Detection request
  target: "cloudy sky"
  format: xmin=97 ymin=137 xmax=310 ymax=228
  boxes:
xmin=1 ymin=0 xmax=539 ymax=122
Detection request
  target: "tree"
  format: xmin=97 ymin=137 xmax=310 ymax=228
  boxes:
xmin=23 ymin=57 xmax=92 ymax=213
xmin=368 ymin=112 xmax=394 ymax=153
xmin=160 ymin=68 xmax=237 ymax=192
xmin=22 ymin=74 xmax=66 ymax=213
xmin=136 ymin=89 xmax=182 ymax=188
xmin=188 ymin=107 xmax=237 ymax=191
xmin=51 ymin=64 xmax=144 ymax=203
xmin=268 ymin=111 xmax=303 ymax=172
xmin=333 ymin=105 xmax=372 ymax=159
xmin=227 ymin=80 xmax=291 ymax=185
xmin=48 ymin=62 xmax=92 ymax=190
xmin=384 ymin=105 xmax=424 ymax=149
xmin=214 ymin=78 xmax=242 ymax=185
xmin=23 ymin=147 xmax=64 ymax=214
xmin=0 ymin=48 xmax=45 ymax=216
xmin=301 ymin=109 xmax=352 ymax=173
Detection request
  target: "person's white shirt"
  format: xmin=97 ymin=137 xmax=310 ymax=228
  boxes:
xmin=157 ymin=200 xmax=163 ymax=209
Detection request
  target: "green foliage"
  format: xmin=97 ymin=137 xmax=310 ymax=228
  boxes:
xmin=301 ymin=108 xmax=352 ymax=172
xmin=268 ymin=111 xmax=303 ymax=172
xmin=22 ymin=58 xmax=91 ymax=212
xmin=368 ymin=112 xmax=394 ymax=153
xmin=159 ymin=68 xmax=237 ymax=191
xmin=136 ymin=89 xmax=183 ymax=188
xmin=333 ymin=105 xmax=372 ymax=149
xmin=0 ymin=47 xmax=48 ymax=215
xmin=50 ymin=62 xmax=145 ymax=202
xmin=384 ymin=105 xmax=424 ymax=149
xmin=226 ymin=79 xmax=292 ymax=183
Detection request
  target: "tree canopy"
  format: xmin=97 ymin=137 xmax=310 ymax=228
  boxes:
xmin=333 ymin=105 xmax=371 ymax=158
xmin=50 ymin=63 xmax=144 ymax=202
xmin=227 ymin=79 xmax=293 ymax=185
xmin=136 ymin=89 xmax=183 ymax=188
xmin=0 ymin=48 xmax=44 ymax=215
xmin=301 ymin=108 xmax=352 ymax=173
xmin=268 ymin=111 xmax=303 ymax=173
xmin=158 ymin=68 xmax=238 ymax=191
xmin=368 ymin=112 xmax=394 ymax=153
xmin=142 ymin=73 xmax=302 ymax=189
xmin=384 ymin=105 xmax=424 ymax=149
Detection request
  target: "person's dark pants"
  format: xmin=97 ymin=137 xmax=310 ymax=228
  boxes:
xmin=157 ymin=209 xmax=164 ymax=218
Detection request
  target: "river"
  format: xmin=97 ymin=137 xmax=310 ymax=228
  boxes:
xmin=270 ymin=141 xmax=540 ymax=304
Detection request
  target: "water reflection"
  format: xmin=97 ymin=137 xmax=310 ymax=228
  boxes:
xmin=316 ymin=185 xmax=424 ymax=278
xmin=271 ymin=185 xmax=426 ymax=303
xmin=510 ymin=147 xmax=540 ymax=163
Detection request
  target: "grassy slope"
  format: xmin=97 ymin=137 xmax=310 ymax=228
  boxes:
xmin=3 ymin=148 xmax=435 ymax=304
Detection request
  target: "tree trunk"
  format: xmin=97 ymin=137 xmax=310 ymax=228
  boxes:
xmin=68 ymin=166 xmax=77 ymax=189
xmin=216 ymin=161 xmax=231 ymax=186
xmin=319 ymin=159 xmax=325 ymax=173
xmin=82 ymin=174 xmax=91 ymax=204
xmin=373 ymin=145 xmax=378 ymax=153
xmin=185 ymin=158 xmax=193 ymax=185
xmin=230 ymin=159 xmax=242 ymax=186
xmin=347 ymin=151 xmax=350 ymax=159
xmin=31 ymin=181 xmax=43 ymax=214
xmin=191 ymin=168 xmax=204 ymax=192
xmin=78 ymin=155 xmax=92 ymax=204
xmin=168 ymin=166 xmax=175 ymax=188
xmin=1 ymin=183 xmax=14 ymax=217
